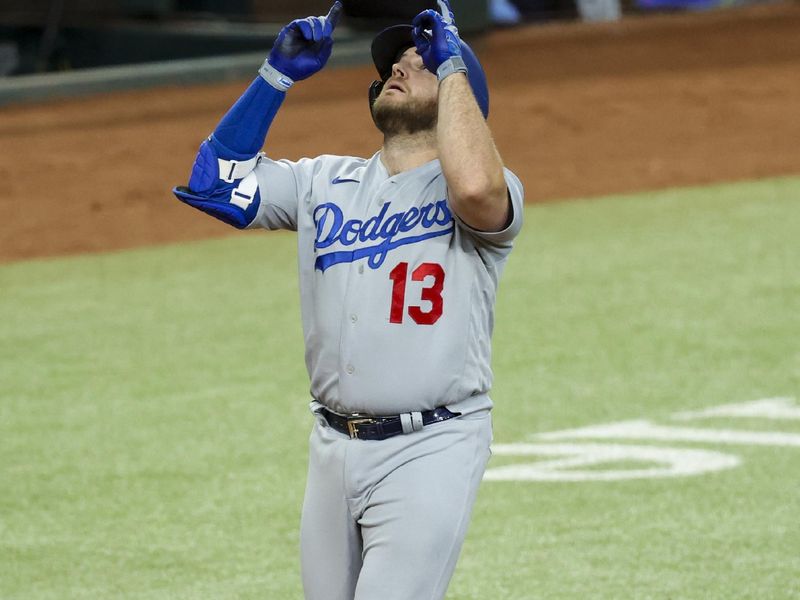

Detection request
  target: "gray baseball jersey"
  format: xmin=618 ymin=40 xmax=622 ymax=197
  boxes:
xmin=246 ymin=150 xmax=523 ymax=415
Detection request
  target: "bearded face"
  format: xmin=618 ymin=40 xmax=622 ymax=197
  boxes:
xmin=370 ymin=46 xmax=440 ymax=136
xmin=371 ymin=92 xmax=438 ymax=136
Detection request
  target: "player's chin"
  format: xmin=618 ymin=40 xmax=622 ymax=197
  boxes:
xmin=372 ymin=97 xmax=438 ymax=136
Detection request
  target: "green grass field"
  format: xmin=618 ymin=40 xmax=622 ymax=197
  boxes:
xmin=2 ymin=177 xmax=799 ymax=599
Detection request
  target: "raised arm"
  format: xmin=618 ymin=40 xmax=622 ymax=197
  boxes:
xmin=412 ymin=0 xmax=509 ymax=232
xmin=172 ymin=2 xmax=342 ymax=229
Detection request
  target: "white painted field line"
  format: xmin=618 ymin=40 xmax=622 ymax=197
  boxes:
xmin=487 ymin=398 xmax=800 ymax=482
xmin=486 ymin=443 xmax=739 ymax=481
xmin=534 ymin=419 xmax=800 ymax=447
xmin=672 ymin=397 xmax=800 ymax=421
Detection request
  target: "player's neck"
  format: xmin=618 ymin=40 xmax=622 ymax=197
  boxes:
xmin=380 ymin=131 xmax=437 ymax=176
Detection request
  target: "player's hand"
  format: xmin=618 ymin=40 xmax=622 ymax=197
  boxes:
xmin=411 ymin=0 xmax=463 ymax=77
xmin=267 ymin=1 xmax=342 ymax=82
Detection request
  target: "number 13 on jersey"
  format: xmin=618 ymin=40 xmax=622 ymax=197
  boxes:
xmin=388 ymin=262 xmax=445 ymax=325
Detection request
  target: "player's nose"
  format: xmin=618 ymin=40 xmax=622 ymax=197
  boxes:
xmin=391 ymin=61 xmax=407 ymax=79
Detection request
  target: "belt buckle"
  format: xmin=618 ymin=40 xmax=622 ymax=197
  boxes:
xmin=346 ymin=416 xmax=375 ymax=439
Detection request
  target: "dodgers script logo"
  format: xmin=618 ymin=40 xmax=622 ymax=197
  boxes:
xmin=313 ymin=199 xmax=454 ymax=271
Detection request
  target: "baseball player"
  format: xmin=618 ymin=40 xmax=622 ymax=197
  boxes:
xmin=173 ymin=1 xmax=524 ymax=598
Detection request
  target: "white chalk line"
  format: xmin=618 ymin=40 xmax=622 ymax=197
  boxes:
xmin=485 ymin=397 xmax=799 ymax=482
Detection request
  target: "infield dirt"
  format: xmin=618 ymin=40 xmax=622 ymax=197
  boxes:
xmin=1 ymin=2 xmax=798 ymax=262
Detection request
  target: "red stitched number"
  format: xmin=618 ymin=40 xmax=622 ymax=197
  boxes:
xmin=388 ymin=262 xmax=445 ymax=325
xmin=388 ymin=262 xmax=408 ymax=324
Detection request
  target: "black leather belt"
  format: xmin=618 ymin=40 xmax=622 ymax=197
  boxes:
xmin=320 ymin=407 xmax=461 ymax=440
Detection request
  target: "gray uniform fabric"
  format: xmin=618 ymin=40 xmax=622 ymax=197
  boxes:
xmin=249 ymin=151 xmax=523 ymax=414
xmin=301 ymin=409 xmax=493 ymax=600
xmin=248 ymin=150 xmax=523 ymax=598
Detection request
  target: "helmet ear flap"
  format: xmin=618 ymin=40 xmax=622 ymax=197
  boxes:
xmin=368 ymin=79 xmax=385 ymax=124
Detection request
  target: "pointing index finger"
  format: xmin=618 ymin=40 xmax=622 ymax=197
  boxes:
xmin=436 ymin=0 xmax=455 ymax=24
xmin=326 ymin=1 xmax=343 ymax=31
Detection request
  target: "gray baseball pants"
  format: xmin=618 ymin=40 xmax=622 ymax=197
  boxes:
xmin=300 ymin=408 xmax=492 ymax=600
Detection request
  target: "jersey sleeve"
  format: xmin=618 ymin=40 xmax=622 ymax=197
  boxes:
xmin=450 ymin=168 xmax=525 ymax=248
xmin=246 ymin=156 xmax=317 ymax=231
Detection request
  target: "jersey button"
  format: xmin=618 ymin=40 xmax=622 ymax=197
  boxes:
xmin=358 ymin=265 xmax=364 ymax=274
xmin=345 ymin=364 xmax=355 ymax=375
xmin=350 ymin=314 xmax=358 ymax=323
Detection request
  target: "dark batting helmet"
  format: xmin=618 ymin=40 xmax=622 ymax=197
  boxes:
xmin=369 ymin=24 xmax=490 ymax=118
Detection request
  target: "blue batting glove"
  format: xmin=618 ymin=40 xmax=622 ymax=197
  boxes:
xmin=411 ymin=0 xmax=466 ymax=80
xmin=262 ymin=1 xmax=342 ymax=89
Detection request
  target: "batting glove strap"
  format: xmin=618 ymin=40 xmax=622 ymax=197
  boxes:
xmin=259 ymin=59 xmax=294 ymax=92
xmin=436 ymin=56 xmax=467 ymax=82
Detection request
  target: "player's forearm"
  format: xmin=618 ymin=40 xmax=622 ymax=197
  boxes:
xmin=437 ymin=74 xmax=508 ymax=231
xmin=187 ymin=71 xmax=287 ymax=198
xmin=211 ymin=75 xmax=286 ymax=158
